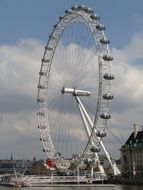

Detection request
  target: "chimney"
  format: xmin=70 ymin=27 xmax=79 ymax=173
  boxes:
xmin=134 ymin=123 xmax=139 ymax=138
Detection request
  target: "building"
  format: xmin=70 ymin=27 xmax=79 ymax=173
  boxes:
xmin=120 ymin=124 xmax=143 ymax=179
xmin=0 ymin=157 xmax=33 ymax=174
xmin=0 ymin=159 xmax=16 ymax=174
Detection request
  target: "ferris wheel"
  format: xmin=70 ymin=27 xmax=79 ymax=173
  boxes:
xmin=37 ymin=5 xmax=120 ymax=175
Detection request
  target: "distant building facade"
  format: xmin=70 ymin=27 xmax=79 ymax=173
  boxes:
xmin=120 ymin=124 xmax=143 ymax=179
xmin=0 ymin=158 xmax=33 ymax=174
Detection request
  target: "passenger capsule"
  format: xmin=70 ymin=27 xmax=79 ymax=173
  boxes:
xmin=41 ymin=125 xmax=46 ymax=129
xmin=87 ymin=8 xmax=93 ymax=14
xmin=83 ymin=7 xmax=88 ymax=12
xmin=71 ymin=6 xmax=78 ymax=11
xmin=96 ymin=24 xmax=106 ymax=30
xmin=102 ymin=55 xmax=113 ymax=61
xmin=71 ymin=6 xmax=75 ymax=10
xmin=45 ymin=47 xmax=53 ymax=51
xmin=59 ymin=16 xmax=64 ymax=20
xmin=90 ymin=14 xmax=100 ymax=20
xmin=103 ymin=93 xmax=113 ymax=100
xmin=81 ymin=5 xmax=86 ymax=8
xmin=38 ymin=112 xmax=45 ymax=116
xmin=100 ymin=37 xmax=110 ymax=44
xmin=38 ymin=125 xmax=46 ymax=129
xmin=103 ymin=73 xmax=115 ymax=80
xmin=53 ymin=24 xmax=57 ymax=28
xmin=100 ymin=113 xmax=111 ymax=119
xmin=49 ymin=34 xmax=57 ymax=40
xmin=41 ymin=137 xmax=48 ymax=142
xmin=90 ymin=146 xmax=100 ymax=153
xmin=96 ymin=131 xmax=106 ymax=137
xmin=39 ymin=71 xmax=47 ymax=76
xmin=37 ymin=98 xmax=44 ymax=103
xmin=41 ymin=58 xmax=50 ymax=63
xmin=43 ymin=148 xmax=50 ymax=152
xmin=69 ymin=9 xmax=73 ymax=14
xmin=78 ymin=5 xmax=85 ymax=10
xmin=65 ymin=9 xmax=72 ymax=14
xmin=84 ymin=159 xmax=89 ymax=165
xmin=80 ymin=6 xmax=93 ymax=13
xmin=37 ymin=85 xmax=46 ymax=89
xmin=78 ymin=5 xmax=82 ymax=9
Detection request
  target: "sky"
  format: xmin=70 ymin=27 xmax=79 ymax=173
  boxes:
xmin=0 ymin=0 xmax=143 ymax=161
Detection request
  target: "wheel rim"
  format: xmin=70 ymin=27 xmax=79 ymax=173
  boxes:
xmin=37 ymin=5 xmax=113 ymax=168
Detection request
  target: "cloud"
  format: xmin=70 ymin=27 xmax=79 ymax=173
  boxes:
xmin=0 ymin=39 xmax=44 ymax=159
xmin=0 ymin=32 xmax=143 ymax=160
xmin=112 ymin=33 xmax=143 ymax=115
xmin=104 ymin=33 xmax=143 ymax=158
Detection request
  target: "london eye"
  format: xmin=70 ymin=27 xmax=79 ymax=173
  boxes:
xmin=37 ymin=5 xmax=120 ymax=176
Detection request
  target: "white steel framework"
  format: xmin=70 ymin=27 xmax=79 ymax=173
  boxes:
xmin=37 ymin=5 xmax=120 ymax=176
xmin=21 ymin=174 xmax=106 ymax=185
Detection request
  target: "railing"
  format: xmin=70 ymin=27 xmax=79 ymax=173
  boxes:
xmin=21 ymin=173 xmax=106 ymax=184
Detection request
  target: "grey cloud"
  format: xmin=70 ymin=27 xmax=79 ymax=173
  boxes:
xmin=0 ymin=33 xmax=143 ymax=160
xmin=0 ymin=92 xmax=35 ymax=113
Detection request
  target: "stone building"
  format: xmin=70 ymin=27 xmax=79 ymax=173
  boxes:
xmin=120 ymin=124 xmax=143 ymax=179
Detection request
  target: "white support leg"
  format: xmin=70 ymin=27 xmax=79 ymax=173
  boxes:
xmin=62 ymin=87 xmax=120 ymax=176
xmin=76 ymin=96 xmax=121 ymax=176
xmin=75 ymin=96 xmax=105 ymax=174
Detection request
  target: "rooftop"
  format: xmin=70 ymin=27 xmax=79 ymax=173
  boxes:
xmin=125 ymin=130 xmax=143 ymax=145
xmin=121 ymin=130 xmax=143 ymax=151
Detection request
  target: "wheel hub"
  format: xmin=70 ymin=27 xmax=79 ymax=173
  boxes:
xmin=61 ymin=87 xmax=90 ymax=96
